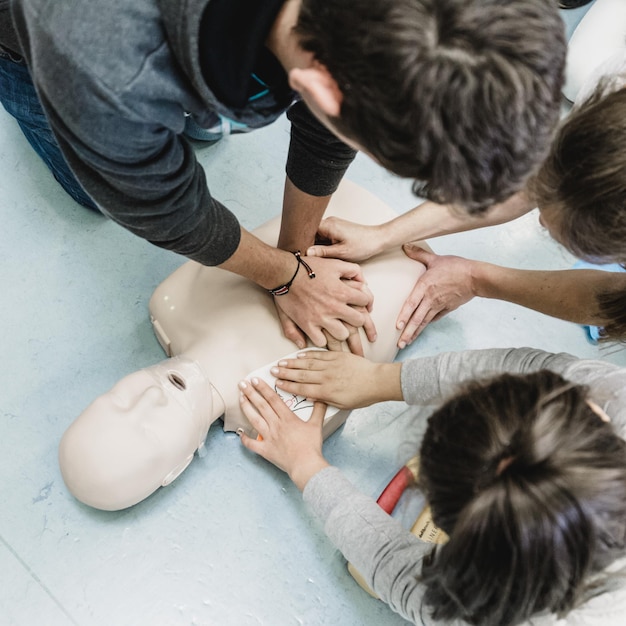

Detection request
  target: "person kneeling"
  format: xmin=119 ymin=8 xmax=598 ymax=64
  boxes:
xmin=238 ymin=348 xmax=626 ymax=625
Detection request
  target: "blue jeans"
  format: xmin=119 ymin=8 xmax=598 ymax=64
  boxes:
xmin=0 ymin=47 xmax=98 ymax=210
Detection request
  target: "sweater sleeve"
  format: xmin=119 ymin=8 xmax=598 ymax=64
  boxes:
xmin=400 ymin=347 xmax=626 ymax=437
xmin=12 ymin=0 xmax=241 ymax=267
xmin=303 ymin=466 xmax=434 ymax=625
xmin=286 ymin=101 xmax=357 ymax=196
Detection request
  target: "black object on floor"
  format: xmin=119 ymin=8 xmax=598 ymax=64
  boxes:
xmin=558 ymin=0 xmax=593 ymax=9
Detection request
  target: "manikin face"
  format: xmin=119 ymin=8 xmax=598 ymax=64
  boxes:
xmin=59 ymin=357 xmax=213 ymax=511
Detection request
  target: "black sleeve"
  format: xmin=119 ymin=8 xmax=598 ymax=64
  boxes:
xmin=0 ymin=3 xmax=21 ymax=55
xmin=286 ymin=100 xmax=357 ymax=197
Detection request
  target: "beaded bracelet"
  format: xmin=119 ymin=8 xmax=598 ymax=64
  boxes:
xmin=268 ymin=251 xmax=316 ymax=296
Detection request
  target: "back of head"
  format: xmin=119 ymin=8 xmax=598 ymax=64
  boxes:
xmin=531 ymin=85 xmax=626 ymax=343
xmin=296 ymin=0 xmax=566 ymax=212
xmin=532 ymin=85 xmax=626 ymax=264
xmin=418 ymin=370 xmax=626 ymax=626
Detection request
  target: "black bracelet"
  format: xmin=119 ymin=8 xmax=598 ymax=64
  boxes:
xmin=268 ymin=251 xmax=316 ymax=296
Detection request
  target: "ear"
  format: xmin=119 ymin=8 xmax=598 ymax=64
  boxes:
xmin=288 ymin=64 xmax=343 ymax=117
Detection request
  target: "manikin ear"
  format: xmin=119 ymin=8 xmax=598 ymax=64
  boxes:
xmin=288 ymin=63 xmax=343 ymax=117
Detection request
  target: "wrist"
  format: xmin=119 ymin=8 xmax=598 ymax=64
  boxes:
xmin=359 ymin=362 xmax=402 ymax=406
xmin=470 ymin=260 xmax=495 ymax=299
xmin=260 ymin=249 xmax=297 ymax=290
xmin=218 ymin=230 xmax=302 ymax=290
xmin=289 ymin=455 xmax=330 ymax=491
xmin=268 ymin=251 xmax=315 ymax=296
xmin=379 ymin=218 xmax=405 ymax=252
xmin=277 ymin=234 xmax=313 ymax=253
xmin=372 ymin=362 xmax=403 ymax=403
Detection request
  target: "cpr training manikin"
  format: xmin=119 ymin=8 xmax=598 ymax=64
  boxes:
xmin=58 ymin=181 xmax=426 ymax=511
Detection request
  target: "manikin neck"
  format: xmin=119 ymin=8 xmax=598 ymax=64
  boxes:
xmin=210 ymin=383 xmax=226 ymax=422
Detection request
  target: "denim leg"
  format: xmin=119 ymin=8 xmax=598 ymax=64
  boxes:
xmin=0 ymin=49 xmax=98 ymax=211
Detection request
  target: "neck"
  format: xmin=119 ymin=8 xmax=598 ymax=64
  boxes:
xmin=210 ymin=384 xmax=226 ymax=419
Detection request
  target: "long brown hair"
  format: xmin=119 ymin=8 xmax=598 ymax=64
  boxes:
xmin=531 ymin=84 xmax=626 ymax=341
xmin=532 ymin=85 xmax=626 ymax=263
xmin=418 ymin=370 xmax=626 ymax=626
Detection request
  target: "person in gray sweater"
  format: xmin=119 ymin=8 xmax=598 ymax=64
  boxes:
xmin=238 ymin=348 xmax=626 ymax=625
xmin=1 ymin=0 xmax=566 ymax=352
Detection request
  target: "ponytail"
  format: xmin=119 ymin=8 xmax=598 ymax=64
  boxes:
xmin=418 ymin=370 xmax=626 ymax=625
xmin=422 ymin=469 xmax=595 ymax=625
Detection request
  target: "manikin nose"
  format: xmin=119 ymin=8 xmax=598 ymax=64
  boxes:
xmin=134 ymin=385 xmax=168 ymax=411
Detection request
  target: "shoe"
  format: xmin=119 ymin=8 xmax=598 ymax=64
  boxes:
xmin=183 ymin=111 xmax=251 ymax=143
xmin=558 ymin=0 xmax=593 ymax=8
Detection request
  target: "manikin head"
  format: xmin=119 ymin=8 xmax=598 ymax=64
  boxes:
xmin=417 ymin=370 xmax=626 ymax=626
xmin=59 ymin=357 xmax=213 ymax=511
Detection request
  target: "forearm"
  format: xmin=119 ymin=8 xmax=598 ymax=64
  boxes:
xmin=378 ymin=190 xmax=534 ymax=250
xmin=368 ymin=362 xmax=404 ymax=404
xmin=278 ymin=177 xmax=331 ymax=251
xmin=219 ymin=227 xmax=299 ymax=290
xmin=283 ymin=101 xmax=356 ymax=251
xmin=290 ymin=456 xmax=330 ymax=492
xmin=472 ymin=264 xmax=626 ymax=325
xmin=304 ymin=466 xmax=428 ymax=623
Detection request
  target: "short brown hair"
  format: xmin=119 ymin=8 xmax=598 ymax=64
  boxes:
xmin=296 ymin=0 xmax=566 ymax=212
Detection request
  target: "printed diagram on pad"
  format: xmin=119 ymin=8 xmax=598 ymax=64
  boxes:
xmin=275 ymin=388 xmax=314 ymax=415
xmin=245 ymin=348 xmax=340 ymax=423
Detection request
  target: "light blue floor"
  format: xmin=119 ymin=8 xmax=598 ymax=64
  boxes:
xmin=2 ymin=4 xmax=621 ymax=626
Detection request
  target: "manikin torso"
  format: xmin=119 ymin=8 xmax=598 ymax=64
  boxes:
xmin=59 ymin=181 xmax=426 ymax=510
xmin=149 ymin=180 xmax=425 ymax=436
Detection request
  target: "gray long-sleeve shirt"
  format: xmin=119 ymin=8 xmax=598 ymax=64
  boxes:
xmin=9 ymin=0 xmax=356 ymax=266
xmin=304 ymin=348 xmax=626 ymax=625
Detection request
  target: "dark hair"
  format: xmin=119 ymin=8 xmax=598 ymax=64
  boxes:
xmin=529 ymin=85 xmax=626 ymax=343
xmin=295 ymin=0 xmax=566 ymax=212
xmin=595 ymin=286 xmax=626 ymax=343
xmin=531 ymin=85 xmax=626 ymax=263
xmin=418 ymin=370 xmax=626 ymax=626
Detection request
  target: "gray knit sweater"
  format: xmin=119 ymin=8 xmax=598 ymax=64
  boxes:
xmin=8 ymin=0 xmax=355 ymax=265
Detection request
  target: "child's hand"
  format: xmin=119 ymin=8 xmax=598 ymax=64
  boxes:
xmin=270 ymin=350 xmax=403 ymax=409
xmin=238 ymin=377 xmax=329 ymax=491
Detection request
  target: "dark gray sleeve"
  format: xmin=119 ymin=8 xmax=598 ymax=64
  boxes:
xmin=303 ymin=466 xmax=433 ymax=625
xmin=12 ymin=2 xmax=241 ymax=267
xmin=286 ymin=101 xmax=357 ymax=196
xmin=51 ymin=112 xmax=242 ymax=267
xmin=0 ymin=2 xmax=21 ymax=54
